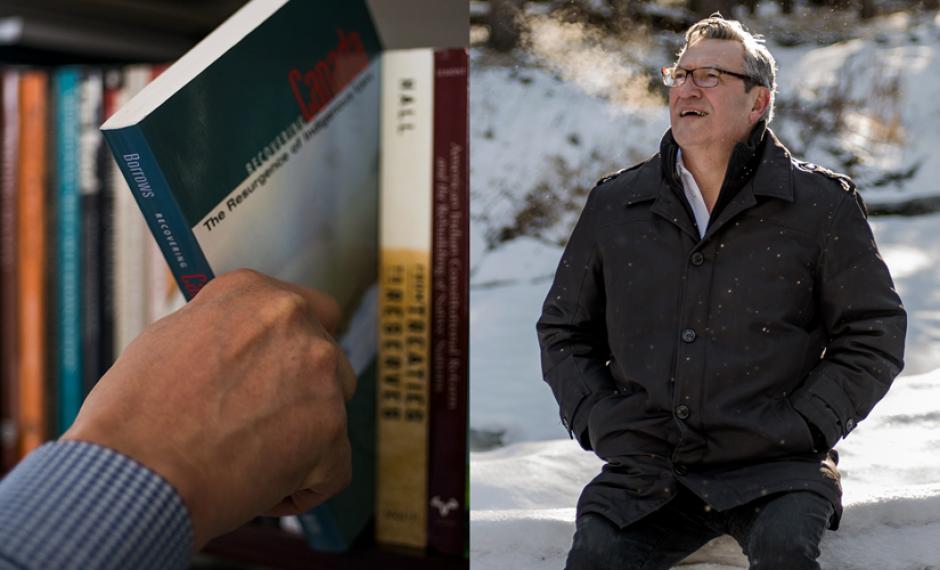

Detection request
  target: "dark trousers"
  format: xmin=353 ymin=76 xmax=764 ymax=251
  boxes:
xmin=565 ymin=486 xmax=834 ymax=570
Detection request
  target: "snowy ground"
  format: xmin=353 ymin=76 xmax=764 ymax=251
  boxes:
xmin=472 ymin=366 xmax=940 ymax=569
xmin=470 ymin=7 xmax=940 ymax=569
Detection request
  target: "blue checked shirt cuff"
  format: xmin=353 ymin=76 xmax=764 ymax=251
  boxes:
xmin=0 ymin=441 xmax=193 ymax=570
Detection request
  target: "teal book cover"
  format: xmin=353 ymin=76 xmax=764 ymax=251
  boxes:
xmin=100 ymin=0 xmax=383 ymax=552
xmin=54 ymin=66 xmax=83 ymax=435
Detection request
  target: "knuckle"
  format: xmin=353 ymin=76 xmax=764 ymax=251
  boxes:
xmin=227 ymin=267 xmax=263 ymax=281
xmin=197 ymin=268 xmax=263 ymax=299
xmin=220 ymin=267 xmax=264 ymax=288
xmin=263 ymin=289 xmax=310 ymax=325
xmin=312 ymin=343 xmax=357 ymax=404
xmin=310 ymin=340 xmax=340 ymax=378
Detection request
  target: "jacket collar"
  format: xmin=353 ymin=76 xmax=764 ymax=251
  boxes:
xmin=619 ymin=123 xmax=795 ymax=241
xmin=748 ymin=128 xmax=795 ymax=202
xmin=620 ymin=122 xmax=795 ymax=207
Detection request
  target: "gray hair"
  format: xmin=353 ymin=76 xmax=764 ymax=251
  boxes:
xmin=676 ymin=15 xmax=777 ymax=123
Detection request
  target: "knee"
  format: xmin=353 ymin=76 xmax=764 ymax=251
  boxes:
xmin=566 ymin=543 xmax=606 ymax=570
xmin=747 ymin=523 xmax=821 ymax=569
xmin=565 ymin=514 xmax=621 ymax=570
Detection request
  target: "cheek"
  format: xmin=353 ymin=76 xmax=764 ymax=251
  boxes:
xmin=710 ymin=96 xmax=746 ymax=124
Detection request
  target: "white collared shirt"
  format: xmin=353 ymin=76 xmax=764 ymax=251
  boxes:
xmin=676 ymin=149 xmax=710 ymax=239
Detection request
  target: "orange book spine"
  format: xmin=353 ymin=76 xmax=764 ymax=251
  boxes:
xmin=16 ymin=71 xmax=48 ymax=458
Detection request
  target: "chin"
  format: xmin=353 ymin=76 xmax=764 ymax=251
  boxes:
xmin=671 ymin=126 xmax=705 ymax=149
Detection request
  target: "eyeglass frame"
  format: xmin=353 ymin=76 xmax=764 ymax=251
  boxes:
xmin=661 ymin=65 xmax=762 ymax=89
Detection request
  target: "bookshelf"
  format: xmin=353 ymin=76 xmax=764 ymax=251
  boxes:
xmin=204 ymin=524 xmax=467 ymax=569
xmin=1 ymin=0 xmax=469 ymax=567
xmin=0 ymin=0 xmax=244 ymax=63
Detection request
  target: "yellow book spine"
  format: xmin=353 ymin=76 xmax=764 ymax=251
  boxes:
xmin=376 ymin=48 xmax=434 ymax=549
xmin=377 ymin=249 xmax=430 ymax=547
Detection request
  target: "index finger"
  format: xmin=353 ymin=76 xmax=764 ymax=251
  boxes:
xmin=277 ymin=281 xmax=342 ymax=336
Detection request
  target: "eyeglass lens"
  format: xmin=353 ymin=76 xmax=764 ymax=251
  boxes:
xmin=665 ymin=68 xmax=720 ymax=88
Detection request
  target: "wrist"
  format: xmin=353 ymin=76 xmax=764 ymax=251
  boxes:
xmin=60 ymin=423 xmax=211 ymax=549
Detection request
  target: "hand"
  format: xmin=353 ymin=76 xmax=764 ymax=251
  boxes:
xmin=61 ymin=269 xmax=357 ymax=549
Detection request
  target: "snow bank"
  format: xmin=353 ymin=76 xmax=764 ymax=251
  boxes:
xmin=472 ymin=369 xmax=940 ymax=568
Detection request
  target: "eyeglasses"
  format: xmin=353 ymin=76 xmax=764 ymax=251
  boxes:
xmin=661 ymin=65 xmax=758 ymax=88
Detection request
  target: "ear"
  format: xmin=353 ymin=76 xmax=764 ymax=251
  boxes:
xmin=748 ymin=86 xmax=770 ymax=122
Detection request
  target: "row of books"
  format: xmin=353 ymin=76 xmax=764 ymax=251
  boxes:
xmin=0 ymin=63 xmax=185 ymax=472
xmin=2 ymin=0 xmax=469 ymax=558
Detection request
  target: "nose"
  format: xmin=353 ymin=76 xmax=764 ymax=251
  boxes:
xmin=672 ymin=79 xmax=702 ymax=99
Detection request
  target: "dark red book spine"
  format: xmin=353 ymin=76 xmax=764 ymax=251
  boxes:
xmin=427 ymin=48 xmax=469 ymax=556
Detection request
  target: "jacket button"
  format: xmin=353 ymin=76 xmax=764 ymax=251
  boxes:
xmin=674 ymin=463 xmax=688 ymax=476
xmin=690 ymin=252 xmax=704 ymax=266
xmin=845 ymin=418 xmax=855 ymax=431
xmin=681 ymin=328 xmax=697 ymax=343
xmin=675 ymin=405 xmax=690 ymax=420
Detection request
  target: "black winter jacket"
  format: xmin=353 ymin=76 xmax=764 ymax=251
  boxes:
xmin=537 ymin=125 xmax=906 ymax=530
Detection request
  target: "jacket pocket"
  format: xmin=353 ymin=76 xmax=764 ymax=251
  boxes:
xmin=588 ymin=391 xmax=673 ymax=462
xmin=704 ymin=399 xmax=818 ymax=465
xmin=587 ymin=392 xmax=623 ymax=453
xmin=775 ymin=397 xmax=817 ymax=454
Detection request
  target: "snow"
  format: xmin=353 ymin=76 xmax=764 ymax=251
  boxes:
xmin=472 ymin=368 xmax=940 ymax=569
xmin=470 ymin=6 xmax=940 ymax=569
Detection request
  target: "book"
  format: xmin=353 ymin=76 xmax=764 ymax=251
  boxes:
xmin=16 ymin=69 xmax=48 ymax=457
xmin=376 ymin=48 xmax=434 ymax=549
xmin=43 ymin=69 xmax=58 ymax=441
xmin=53 ymin=66 xmax=82 ymax=434
xmin=144 ymin=64 xmax=184 ymax=325
xmin=78 ymin=69 xmax=104 ymax=397
xmin=100 ymin=0 xmax=383 ymax=553
xmin=1 ymin=69 xmax=19 ymax=470
xmin=96 ymin=68 xmax=121 ymax=384
xmin=427 ymin=48 xmax=469 ymax=556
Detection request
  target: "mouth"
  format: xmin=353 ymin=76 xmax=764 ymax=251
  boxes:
xmin=679 ymin=110 xmax=709 ymax=118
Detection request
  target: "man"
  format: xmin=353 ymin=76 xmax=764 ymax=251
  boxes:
xmin=0 ymin=269 xmax=355 ymax=569
xmin=537 ymin=15 xmax=906 ymax=570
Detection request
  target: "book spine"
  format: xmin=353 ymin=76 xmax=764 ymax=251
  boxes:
xmin=376 ymin=49 xmax=434 ymax=550
xmin=111 ymin=66 xmax=151 ymax=354
xmin=427 ymin=48 xmax=469 ymax=557
xmin=1 ymin=70 xmax=19 ymax=470
xmin=145 ymin=64 xmax=180 ymax=325
xmin=79 ymin=70 xmax=103 ymax=397
xmin=45 ymin=80 xmax=59 ymax=443
xmin=97 ymin=69 xmax=120 ymax=378
xmin=101 ymin=124 xmax=214 ymax=303
xmin=17 ymin=71 xmax=49 ymax=457
xmin=54 ymin=67 xmax=83 ymax=434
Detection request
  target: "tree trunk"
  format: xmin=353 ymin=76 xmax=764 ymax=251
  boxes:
xmin=487 ymin=0 xmax=525 ymax=52
xmin=688 ymin=0 xmax=737 ymax=18
xmin=867 ymin=196 xmax=940 ymax=217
